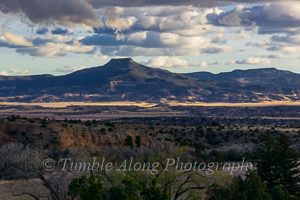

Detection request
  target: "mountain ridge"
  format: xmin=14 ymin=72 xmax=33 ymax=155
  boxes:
xmin=1 ymin=58 xmax=300 ymax=103
xmin=184 ymin=67 xmax=300 ymax=89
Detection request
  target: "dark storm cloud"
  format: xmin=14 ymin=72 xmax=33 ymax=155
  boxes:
xmin=0 ymin=0 xmax=103 ymax=27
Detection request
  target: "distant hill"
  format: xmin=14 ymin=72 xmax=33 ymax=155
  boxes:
xmin=0 ymin=58 xmax=300 ymax=103
xmin=184 ymin=68 xmax=300 ymax=89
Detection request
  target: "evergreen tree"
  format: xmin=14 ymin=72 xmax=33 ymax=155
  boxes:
xmin=254 ymin=132 xmax=277 ymax=191
xmin=125 ymin=135 xmax=133 ymax=149
xmin=274 ymin=134 xmax=300 ymax=196
xmin=135 ymin=136 xmax=141 ymax=148
xmin=206 ymin=170 xmax=271 ymax=200
xmin=271 ymin=186 xmax=292 ymax=200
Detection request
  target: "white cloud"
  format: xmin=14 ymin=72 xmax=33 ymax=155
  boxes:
xmin=235 ymin=28 xmax=251 ymax=40
xmin=9 ymin=68 xmax=29 ymax=74
xmin=93 ymin=54 xmax=109 ymax=60
xmin=16 ymin=41 xmax=96 ymax=58
xmin=210 ymin=58 xmax=271 ymax=65
xmin=145 ymin=56 xmax=190 ymax=68
xmin=241 ymin=57 xmax=271 ymax=65
xmin=211 ymin=33 xmax=227 ymax=44
xmin=2 ymin=31 xmax=32 ymax=47
xmin=55 ymin=66 xmax=87 ymax=73
xmin=198 ymin=61 xmax=208 ymax=68
xmin=267 ymin=54 xmax=290 ymax=59
xmin=227 ymin=60 xmax=237 ymax=65
xmin=144 ymin=56 xmax=210 ymax=69
xmin=104 ymin=6 xmax=137 ymax=32
xmin=0 ymin=71 xmax=9 ymax=76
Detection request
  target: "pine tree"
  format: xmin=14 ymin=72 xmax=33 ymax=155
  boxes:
xmin=135 ymin=136 xmax=141 ymax=148
xmin=125 ymin=135 xmax=133 ymax=148
xmin=254 ymin=132 xmax=277 ymax=191
xmin=274 ymin=134 xmax=300 ymax=196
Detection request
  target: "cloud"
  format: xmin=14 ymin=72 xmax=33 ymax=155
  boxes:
xmin=36 ymin=28 xmax=49 ymax=35
xmin=198 ymin=61 xmax=208 ymax=68
xmin=240 ymin=57 xmax=271 ymax=65
xmin=0 ymin=0 xmax=103 ymax=28
xmin=248 ymin=33 xmax=300 ymax=55
xmin=267 ymin=54 xmax=290 ymax=59
xmin=1 ymin=31 xmax=32 ymax=46
xmin=200 ymin=46 xmax=234 ymax=54
xmin=143 ymin=56 xmax=210 ymax=69
xmin=93 ymin=6 xmax=219 ymax=37
xmin=207 ymin=3 xmax=300 ymax=35
xmin=0 ymin=71 xmax=9 ymax=76
xmin=209 ymin=61 xmax=225 ymax=65
xmin=81 ymin=31 xmax=211 ymax=49
xmin=51 ymin=28 xmax=72 ymax=35
xmin=55 ymin=66 xmax=87 ymax=73
xmin=87 ymin=0 xmax=293 ymax=8
xmin=16 ymin=41 xmax=96 ymax=58
xmin=211 ymin=34 xmax=227 ymax=44
xmin=93 ymin=54 xmax=109 ymax=60
xmin=227 ymin=60 xmax=237 ymax=65
xmin=8 ymin=68 xmax=29 ymax=74
xmin=235 ymin=28 xmax=251 ymax=40
xmin=145 ymin=56 xmax=191 ymax=68
xmin=103 ymin=7 xmax=137 ymax=32
xmin=209 ymin=57 xmax=271 ymax=65
xmin=219 ymin=13 xmax=242 ymax=26
xmin=88 ymin=0 xmax=219 ymax=8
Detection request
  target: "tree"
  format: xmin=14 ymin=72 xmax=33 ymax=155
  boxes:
xmin=274 ymin=134 xmax=300 ymax=196
xmin=255 ymin=133 xmax=300 ymax=197
xmin=135 ymin=136 xmax=141 ymax=148
xmin=243 ymin=171 xmax=271 ymax=200
xmin=68 ymin=174 xmax=105 ymax=200
xmin=124 ymin=136 xmax=133 ymax=149
xmin=85 ymin=120 xmax=92 ymax=129
xmin=206 ymin=171 xmax=271 ymax=200
xmin=41 ymin=118 xmax=48 ymax=128
xmin=271 ymin=186 xmax=292 ymax=200
xmin=254 ymin=132 xmax=277 ymax=191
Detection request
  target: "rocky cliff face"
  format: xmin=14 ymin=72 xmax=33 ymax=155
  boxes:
xmin=0 ymin=120 xmax=163 ymax=152
xmin=58 ymin=127 xmax=159 ymax=149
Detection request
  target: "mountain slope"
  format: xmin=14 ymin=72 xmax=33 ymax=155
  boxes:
xmin=184 ymin=68 xmax=300 ymax=89
xmin=0 ymin=59 xmax=300 ymax=103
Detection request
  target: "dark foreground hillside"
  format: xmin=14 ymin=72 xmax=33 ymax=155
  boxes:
xmin=1 ymin=116 xmax=300 ymax=199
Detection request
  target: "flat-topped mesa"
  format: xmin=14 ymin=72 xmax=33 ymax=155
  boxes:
xmin=108 ymin=58 xmax=134 ymax=64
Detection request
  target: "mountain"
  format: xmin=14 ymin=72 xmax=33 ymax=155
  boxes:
xmin=0 ymin=58 xmax=300 ymax=103
xmin=184 ymin=68 xmax=300 ymax=89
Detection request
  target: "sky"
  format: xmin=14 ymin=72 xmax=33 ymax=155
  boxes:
xmin=0 ymin=0 xmax=300 ymax=76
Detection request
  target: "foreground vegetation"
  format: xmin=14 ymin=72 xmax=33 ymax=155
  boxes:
xmin=1 ymin=115 xmax=300 ymax=199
